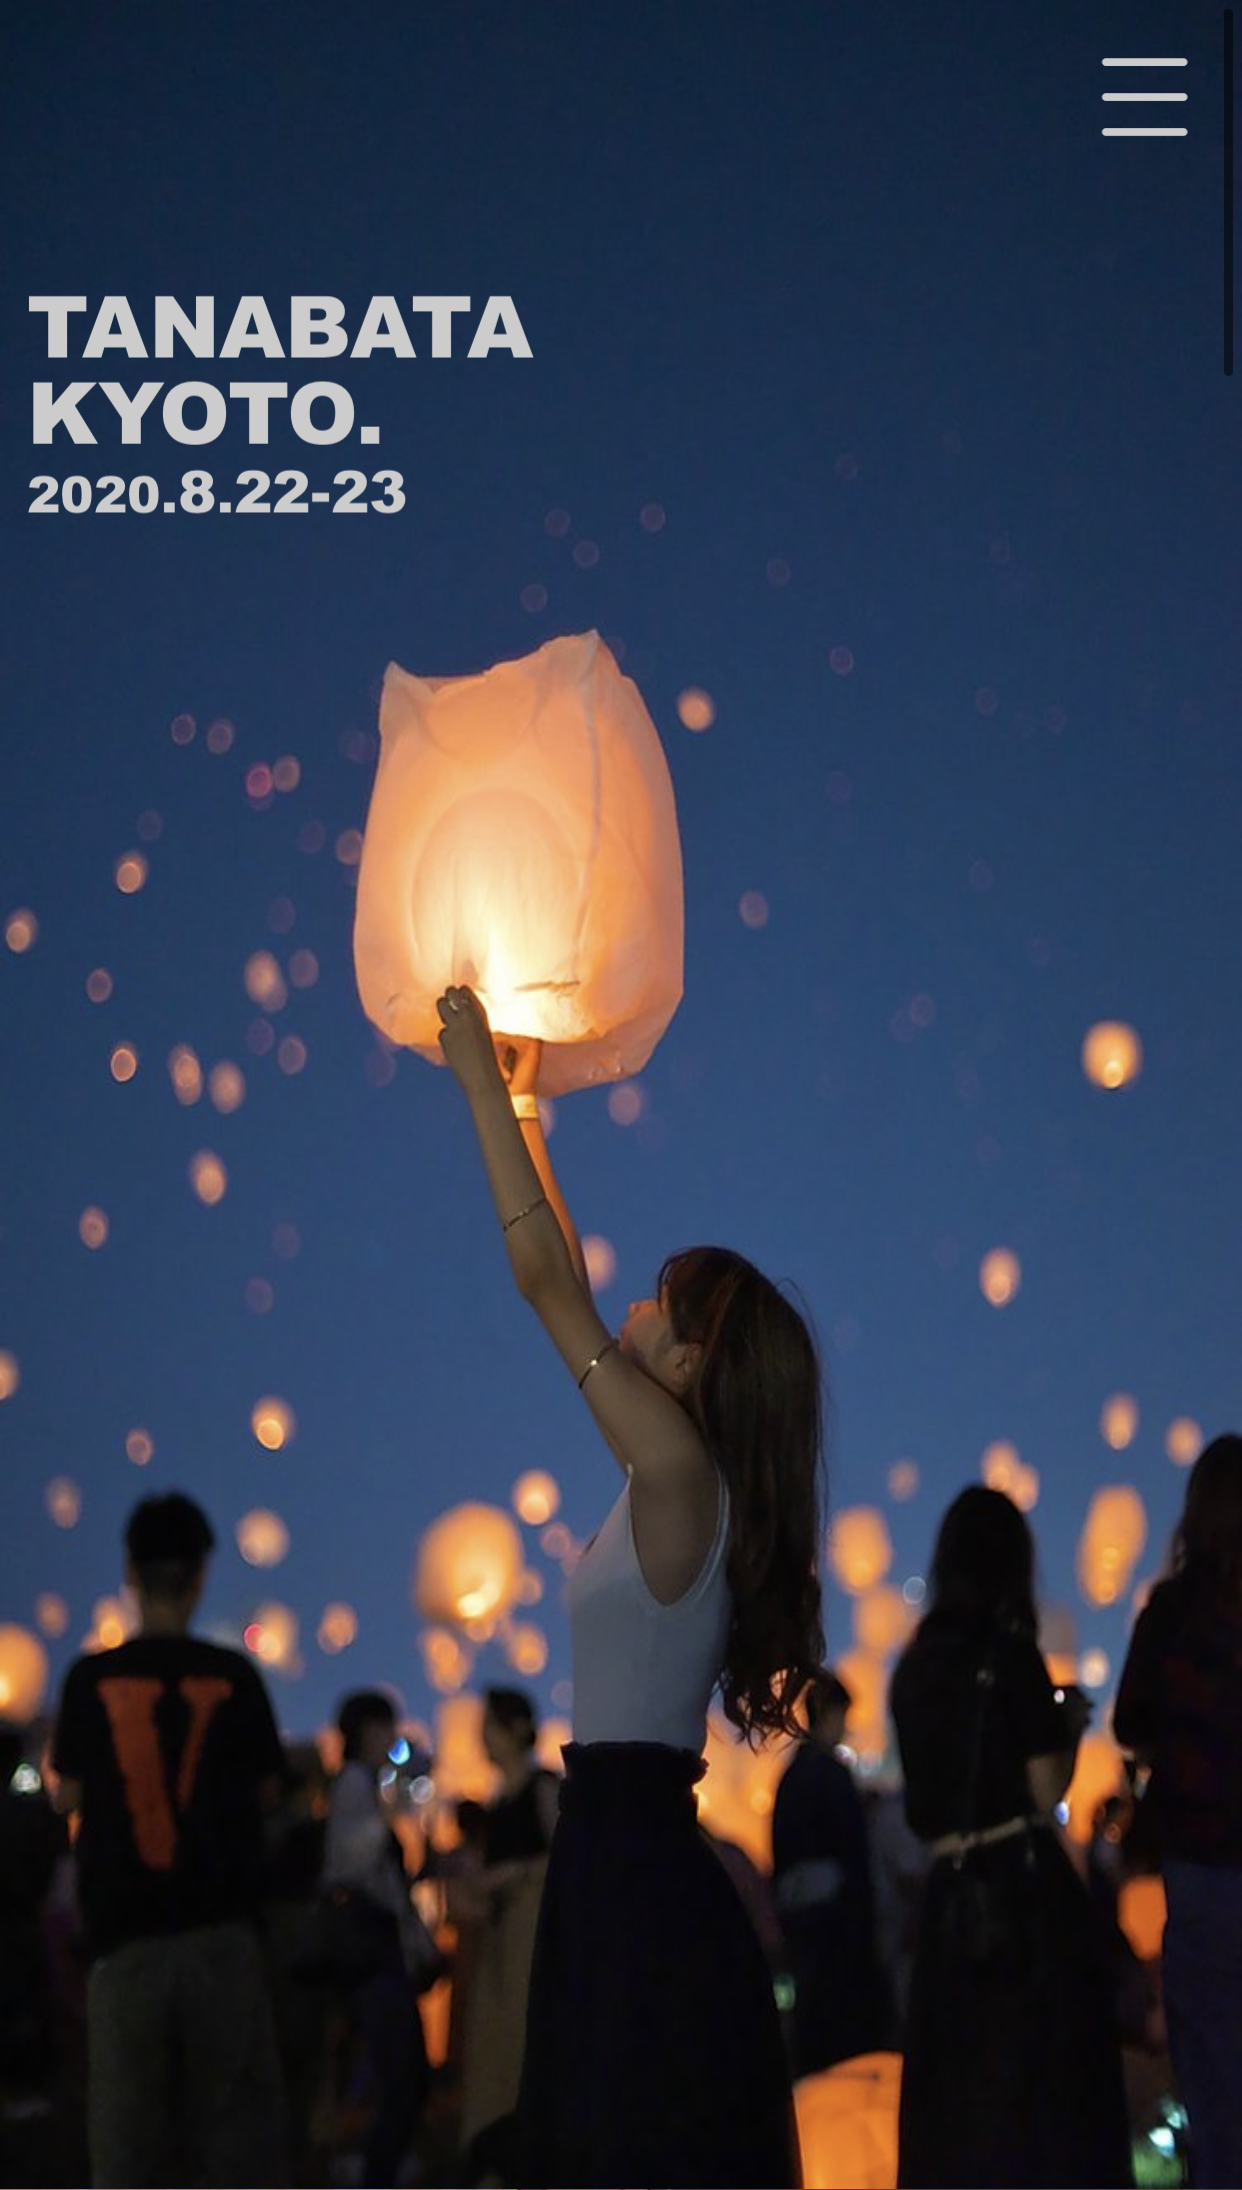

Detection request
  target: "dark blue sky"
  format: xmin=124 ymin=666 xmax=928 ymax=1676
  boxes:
xmin=2 ymin=3 xmax=1236 ymax=1764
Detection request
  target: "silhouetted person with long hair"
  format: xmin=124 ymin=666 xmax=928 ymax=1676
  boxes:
xmin=1115 ymin=1431 xmax=1242 ymax=2189
xmin=436 ymin=984 xmax=825 ymax=2188
xmin=890 ymin=1486 xmax=1131 ymax=2188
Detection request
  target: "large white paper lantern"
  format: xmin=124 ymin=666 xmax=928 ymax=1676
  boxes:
xmin=353 ymin=631 xmax=684 ymax=1095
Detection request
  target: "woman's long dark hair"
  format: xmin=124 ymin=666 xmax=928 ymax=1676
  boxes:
xmin=1173 ymin=1433 xmax=1242 ymax=1602
xmin=922 ymin=1484 xmax=1039 ymax=1638
xmin=660 ymin=1246 xmax=826 ymax=1742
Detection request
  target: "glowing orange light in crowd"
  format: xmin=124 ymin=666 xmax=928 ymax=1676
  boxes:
xmin=827 ymin=1509 xmax=893 ymax=1594
xmin=0 ymin=1627 xmax=50 ymax=1719
xmin=353 ymin=632 xmax=684 ymax=1095
xmin=1076 ymin=1486 xmax=1148 ymax=1607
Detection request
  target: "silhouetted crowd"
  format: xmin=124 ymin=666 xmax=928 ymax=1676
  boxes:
xmin=4 ymin=1451 xmax=1240 ymax=2188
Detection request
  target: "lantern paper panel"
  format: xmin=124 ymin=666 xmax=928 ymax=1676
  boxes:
xmin=353 ymin=632 xmax=684 ymax=1096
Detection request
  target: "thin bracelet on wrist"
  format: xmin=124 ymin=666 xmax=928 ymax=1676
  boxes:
xmin=510 ymin=1093 xmax=540 ymax=1121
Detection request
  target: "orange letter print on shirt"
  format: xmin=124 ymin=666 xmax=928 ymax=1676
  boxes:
xmin=99 ymin=1677 xmax=233 ymax=1870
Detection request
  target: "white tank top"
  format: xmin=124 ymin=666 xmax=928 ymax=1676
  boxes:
xmin=565 ymin=1469 xmax=732 ymax=1751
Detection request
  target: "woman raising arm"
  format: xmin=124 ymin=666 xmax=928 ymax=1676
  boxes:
xmin=436 ymin=983 xmax=825 ymax=2188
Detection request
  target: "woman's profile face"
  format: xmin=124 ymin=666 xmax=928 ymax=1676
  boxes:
xmin=618 ymin=1289 xmax=688 ymax=1394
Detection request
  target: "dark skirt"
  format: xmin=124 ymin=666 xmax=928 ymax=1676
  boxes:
xmin=516 ymin=1741 xmax=800 ymax=2189
xmin=898 ymin=1826 xmax=1133 ymax=2188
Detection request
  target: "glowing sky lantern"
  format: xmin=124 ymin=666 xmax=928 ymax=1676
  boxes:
xmin=854 ymin=1585 xmax=915 ymax=1656
xmin=317 ymin=1603 xmax=358 ymax=1653
xmin=0 ymin=1351 xmax=19 ymax=1401
xmin=504 ymin=1620 xmax=549 ymax=1676
xmin=833 ymin=1648 xmax=889 ymax=1758
xmin=1076 ymin=1485 xmax=1148 ymax=1607
xmin=1165 ymin=1416 xmax=1202 ymax=1467
xmin=236 ymin=1508 xmax=291 ymax=1567
xmin=353 ymin=632 xmax=684 ymax=1095
xmin=1100 ymin=1393 xmax=1139 ymax=1451
xmin=1082 ymin=1020 xmax=1143 ymax=1089
xmin=0 ymin=1626 xmax=49 ymax=1719
xmin=413 ymin=1502 xmax=525 ymax=1627
xmin=794 ymin=2053 xmax=902 ymax=2190
xmin=512 ymin=1470 xmax=561 ymax=1526
xmin=251 ymin=1397 xmax=296 ymax=1450
xmin=421 ymin=1626 xmax=474 ymax=1693
xmin=979 ymin=1247 xmax=1021 ymax=1307
xmin=827 ymin=1508 xmax=894 ymax=1595
xmin=35 ymin=1594 xmax=69 ymax=1639
xmin=433 ymin=1695 xmax=495 ymax=1802
xmin=699 ymin=1709 xmax=793 ymax=1868
xmin=245 ymin=1601 xmax=299 ymax=1672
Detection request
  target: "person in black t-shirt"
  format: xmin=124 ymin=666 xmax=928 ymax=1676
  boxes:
xmin=52 ymin=1492 xmax=287 ymax=2188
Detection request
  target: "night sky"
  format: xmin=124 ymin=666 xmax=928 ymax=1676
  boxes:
xmin=2 ymin=3 xmax=1236 ymax=1779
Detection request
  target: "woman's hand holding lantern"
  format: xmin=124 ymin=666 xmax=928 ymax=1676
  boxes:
xmin=435 ymin=985 xmax=500 ymax=1096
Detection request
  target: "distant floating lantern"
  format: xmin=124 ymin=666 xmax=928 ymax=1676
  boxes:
xmin=979 ymin=1247 xmax=1021 ymax=1307
xmin=189 ymin=1151 xmax=227 ymax=1204
xmin=422 ymin=1626 xmax=475 ymax=1694
xmin=0 ymin=1627 xmax=49 ymax=1718
xmin=505 ymin=1621 xmax=549 ymax=1676
xmin=834 ymin=1648 xmax=889 ymax=1757
xmin=513 ymin=1470 xmax=561 ymax=1526
xmin=582 ymin=1235 xmax=617 ymax=1289
xmin=1082 ymin=1021 xmax=1142 ymax=1090
xmin=854 ymin=1585 xmax=914 ymax=1656
xmin=114 ymin=852 xmax=148 ymax=895
xmin=246 ymin=1602 xmax=299 ymax=1672
xmin=887 ymin=1459 xmax=919 ymax=1501
xmin=35 ymin=1593 xmax=69 ymax=1639
xmin=794 ymin=2053 xmax=902 ymax=2190
xmin=828 ymin=1509 xmax=893 ymax=1595
xmin=317 ymin=1603 xmax=358 ymax=1653
xmin=126 ymin=1428 xmax=154 ymax=1466
xmin=980 ymin=1439 xmax=1022 ymax=1495
xmin=168 ymin=1045 xmax=203 ymax=1104
xmin=251 ymin=1397 xmax=295 ymax=1451
xmin=1076 ymin=1486 xmax=1147 ymax=1607
xmin=414 ymin=1502 xmax=524 ymax=1628
xmin=79 ymin=1206 xmax=108 ymax=1249
xmin=676 ymin=688 xmax=715 ymax=732
xmin=237 ymin=1509 xmax=290 ymax=1567
xmin=1165 ymin=1416 xmax=1202 ymax=1467
xmin=0 ymin=1351 xmax=19 ymax=1401
xmin=209 ymin=1061 xmax=246 ymax=1112
xmin=1100 ymin=1393 xmax=1139 ymax=1451
xmin=353 ymin=632 xmax=684 ymax=1095
xmin=5 ymin=908 xmax=38 ymax=952
xmin=46 ymin=1478 xmax=81 ymax=1528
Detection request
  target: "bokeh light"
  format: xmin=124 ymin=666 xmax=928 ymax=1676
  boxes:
xmin=35 ymin=1594 xmax=70 ymax=1639
xmin=676 ymin=688 xmax=715 ymax=732
xmin=85 ymin=967 xmax=113 ymax=1002
xmin=583 ymin=1235 xmax=617 ymax=1290
xmin=46 ymin=1479 xmax=82 ymax=1529
xmin=5 ymin=908 xmax=38 ymax=953
xmin=109 ymin=1043 xmax=139 ymax=1083
xmin=125 ymin=1428 xmax=154 ymax=1466
xmin=1082 ymin=1021 xmax=1143 ymax=1090
xmin=189 ymin=1151 xmax=228 ymax=1204
xmin=979 ymin=1247 xmax=1021 ymax=1307
xmin=78 ymin=1206 xmax=108 ymax=1249
xmin=0 ymin=1352 xmax=19 ymax=1402
xmin=1165 ymin=1416 xmax=1203 ymax=1467
xmin=0 ymin=1626 xmax=49 ymax=1718
xmin=887 ymin=1459 xmax=919 ymax=1501
xmin=237 ymin=1509 xmax=291 ymax=1567
xmin=244 ymin=951 xmax=287 ymax=1010
xmin=827 ymin=1508 xmax=893 ymax=1594
xmin=208 ymin=1061 xmax=246 ymax=1112
xmin=318 ymin=1603 xmax=358 ymax=1653
xmin=1100 ymin=1394 xmax=1139 ymax=1451
xmin=168 ymin=1045 xmax=203 ymax=1104
xmin=251 ymin=1397 xmax=296 ymax=1451
xmin=114 ymin=852 xmax=148 ymax=894
xmin=513 ymin=1471 xmax=561 ymax=1526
